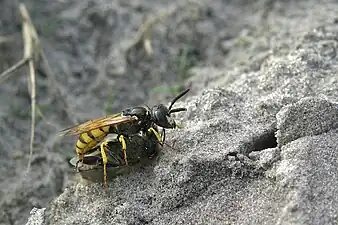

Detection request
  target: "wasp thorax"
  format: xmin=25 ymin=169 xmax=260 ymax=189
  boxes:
xmin=151 ymin=104 xmax=176 ymax=128
xmin=122 ymin=106 xmax=148 ymax=121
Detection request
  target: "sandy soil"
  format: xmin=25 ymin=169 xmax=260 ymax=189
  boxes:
xmin=1 ymin=0 xmax=337 ymax=225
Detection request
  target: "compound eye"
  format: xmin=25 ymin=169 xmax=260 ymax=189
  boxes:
xmin=152 ymin=105 xmax=174 ymax=128
xmin=156 ymin=112 xmax=169 ymax=127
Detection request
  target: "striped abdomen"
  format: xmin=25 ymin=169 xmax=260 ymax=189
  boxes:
xmin=76 ymin=126 xmax=110 ymax=159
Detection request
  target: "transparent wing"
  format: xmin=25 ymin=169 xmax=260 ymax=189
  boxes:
xmin=60 ymin=113 xmax=136 ymax=136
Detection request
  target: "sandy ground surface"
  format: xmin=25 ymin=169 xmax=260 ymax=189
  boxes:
xmin=0 ymin=0 xmax=337 ymax=225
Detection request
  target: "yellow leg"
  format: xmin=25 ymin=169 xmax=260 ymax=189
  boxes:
xmin=118 ymin=135 xmax=128 ymax=166
xmin=100 ymin=141 xmax=109 ymax=188
xmin=148 ymin=127 xmax=163 ymax=145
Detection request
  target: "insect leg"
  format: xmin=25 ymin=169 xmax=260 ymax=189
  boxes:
xmin=148 ymin=127 xmax=163 ymax=146
xmin=75 ymin=159 xmax=83 ymax=171
xmin=162 ymin=129 xmax=166 ymax=143
xmin=100 ymin=141 xmax=109 ymax=188
xmin=118 ymin=135 xmax=128 ymax=166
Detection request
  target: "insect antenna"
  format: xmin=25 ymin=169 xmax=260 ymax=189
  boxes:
xmin=161 ymin=128 xmax=166 ymax=143
xmin=168 ymin=88 xmax=190 ymax=110
xmin=144 ymin=104 xmax=151 ymax=111
xmin=169 ymin=107 xmax=187 ymax=114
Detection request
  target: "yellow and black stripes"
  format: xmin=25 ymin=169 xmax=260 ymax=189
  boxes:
xmin=76 ymin=126 xmax=110 ymax=160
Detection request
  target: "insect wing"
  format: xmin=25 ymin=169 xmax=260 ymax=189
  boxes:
xmin=60 ymin=113 xmax=136 ymax=136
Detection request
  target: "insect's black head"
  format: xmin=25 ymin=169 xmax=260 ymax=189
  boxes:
xmin=150 ymin=104 xmax=175 ymax=128
xmin=150 ymin=89 xmax=190 ymax=128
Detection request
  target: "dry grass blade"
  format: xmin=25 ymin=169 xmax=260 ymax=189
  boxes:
xmin=0 ymin=4 xmax=41 ymax=175
xmin=19 ymin=3 xmax=40 ymax=174
xmin=0 ymin=58 xmax=28 ymax=83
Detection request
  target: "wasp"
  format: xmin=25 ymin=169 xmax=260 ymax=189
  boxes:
xmin=69 ymin=131 xmax=160 ymax=183
xmin=61 ymin=88 xmax=189 ymax=185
